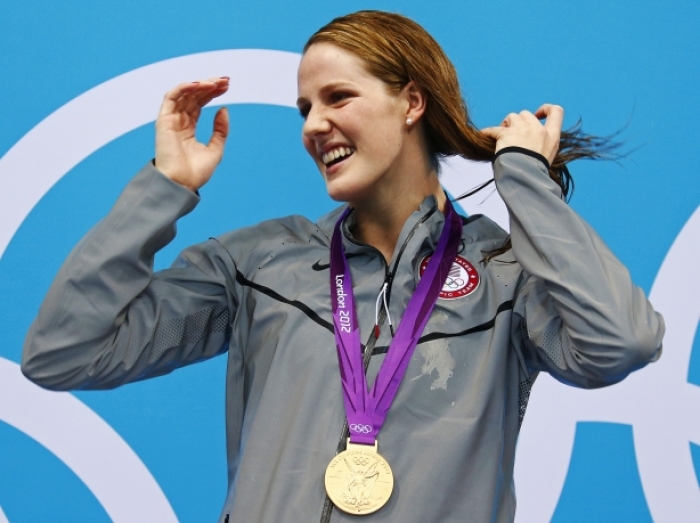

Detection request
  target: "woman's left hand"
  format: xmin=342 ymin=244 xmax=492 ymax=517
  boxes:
xmin=481 ymin=104 xmax=563 ymax=165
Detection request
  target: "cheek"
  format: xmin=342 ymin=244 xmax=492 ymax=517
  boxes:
xmin=369 ymin=119 xmax=404 ymax=153
xmin=302 ymin=135 xmax=317 ymax=161
xmin=366 ymin=105 xmax=404 ymax=147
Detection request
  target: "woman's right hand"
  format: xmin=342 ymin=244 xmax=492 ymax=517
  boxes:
xmin=155 ymin=78 xmax=230 ymax=192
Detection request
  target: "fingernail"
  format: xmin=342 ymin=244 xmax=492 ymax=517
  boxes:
xmin=220 ymin=76 xmax=230 ymax=80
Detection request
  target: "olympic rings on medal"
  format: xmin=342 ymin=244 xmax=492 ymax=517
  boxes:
xmin=349 ymin=423 xmax=373 ymax=434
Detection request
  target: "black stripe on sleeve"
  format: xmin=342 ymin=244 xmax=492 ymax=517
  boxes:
xmin=234 ymin=270 xmax=334 ymax=333
xmin=493 ymin=146 xmax=550 ymax=170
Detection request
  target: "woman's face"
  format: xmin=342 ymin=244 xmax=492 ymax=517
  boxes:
xmin=297 ymin=43 xmax=412 ymax=204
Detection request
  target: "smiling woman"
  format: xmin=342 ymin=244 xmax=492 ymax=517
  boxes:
xmin=21 ymin=9 xmax=664 ymax=523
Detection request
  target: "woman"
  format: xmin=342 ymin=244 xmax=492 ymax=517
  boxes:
xmin=22 ymin=10 xmax=663 ymax=523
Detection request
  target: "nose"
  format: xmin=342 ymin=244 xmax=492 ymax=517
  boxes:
xmin=302 ymin=105 xmax=332 ymax=139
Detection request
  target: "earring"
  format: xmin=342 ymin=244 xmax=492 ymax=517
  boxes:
xmin=406 ymin=118 xmax=413 ymax=126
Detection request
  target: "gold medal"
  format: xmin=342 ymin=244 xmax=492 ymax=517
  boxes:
xmin=324 ymin=440 xmax=394 ymax=515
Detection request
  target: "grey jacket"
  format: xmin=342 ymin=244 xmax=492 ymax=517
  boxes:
xmin=22 ymin=149 xmax=664 ymax=523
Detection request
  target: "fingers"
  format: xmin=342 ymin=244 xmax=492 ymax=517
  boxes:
xmin=154 ymin=78 xmax=230 ymax=190
xmin=159 ymin=81 xmax=201 ymax=118
xmin=480 ymin=126 xmax=503 ymax=140
xmin=196 ymin=76 xmax=230 ymax=107
xmin=534 ymin=104 xmax=564 ymax=133
xmin=483 ymin=104 xmax=564 ymax=163
xmin=198 ymin=84 xmax=229 ymax=109
xmin=482 ymin=110 xmax=535 ymax=139
xmin=498 ymin=106 xmax=564 ymax=126
xmin=159 ymin=77 xmax=230 ymax=118
xmin=501 ymin=112 xmax=518 ymax=127
xmin=208 ymin=107 xmax=229 ymax=154
xmin=519 ymin=110 xmax=541 ymax=126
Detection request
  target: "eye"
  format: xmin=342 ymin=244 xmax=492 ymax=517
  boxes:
xmin=298 ymin=104 xmax=310 ymax=120
xmin=330 ymin=91 xmax=351 ymax=104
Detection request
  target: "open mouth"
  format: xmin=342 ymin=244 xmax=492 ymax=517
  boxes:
xmin=322 ymin=147 xmax=355 ymax=168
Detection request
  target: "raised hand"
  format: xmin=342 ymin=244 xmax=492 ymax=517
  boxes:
xmin=155 ymin=78 xmax=230 ymax=191
xmin=481 ymin=104 xmax=563 ymax=165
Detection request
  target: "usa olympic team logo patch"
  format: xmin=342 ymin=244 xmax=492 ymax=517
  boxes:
xmin=420 ymin=255 xmax=480 ymax=299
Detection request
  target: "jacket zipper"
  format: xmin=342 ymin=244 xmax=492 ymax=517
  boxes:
xmin=382 ymin=207 xmax=436 ymax=315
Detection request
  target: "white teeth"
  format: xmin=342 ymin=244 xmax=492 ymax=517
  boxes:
xmin=322 ymin=147 xmax=355 ymax=165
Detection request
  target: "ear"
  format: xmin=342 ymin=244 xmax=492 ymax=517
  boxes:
xmin=402 ymin=81 xmax=427 ymax=124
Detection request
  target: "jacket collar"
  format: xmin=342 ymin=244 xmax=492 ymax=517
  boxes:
xmin=316 ymin=193 xmax=449 ymax=268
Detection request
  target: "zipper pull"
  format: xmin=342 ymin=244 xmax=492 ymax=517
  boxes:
xmin=374 ymin=282 xmax=386 ymax=339
xmin=373 ymin=281 xmax=394 ymax=340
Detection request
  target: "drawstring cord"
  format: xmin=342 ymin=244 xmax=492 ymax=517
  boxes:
xmin=374 ymin=281 xmax=393 ymax=338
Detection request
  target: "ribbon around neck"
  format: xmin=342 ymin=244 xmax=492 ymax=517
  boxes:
xmin=329 ymin=199 xmax=463 ymax=445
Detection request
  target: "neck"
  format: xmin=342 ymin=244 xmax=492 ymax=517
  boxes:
xmin=351 ymin=173 xmax=445 ymax=263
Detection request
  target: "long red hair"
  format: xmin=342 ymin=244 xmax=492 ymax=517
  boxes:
xmin=305 ymin=11 xmax=618 ymax=257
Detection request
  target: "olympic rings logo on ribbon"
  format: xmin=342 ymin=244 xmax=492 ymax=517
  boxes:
xmin=349 ymin=423 xmax=373 ymax=434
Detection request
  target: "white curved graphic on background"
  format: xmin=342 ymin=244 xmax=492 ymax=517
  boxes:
xmin=0 ymin=48 xmax=696 ymax=521
xmin=0 ymin=505 xmax=9 ymax=523
xmin=637 ymin=204 xmax=700 ymax=521
xmin=439 ymin=157 xmax=508 ymax=230
xmin=514 ymin=202 xmax=700 ymax=522
xmin=0 ymin=49 xmax=301 ymax=259
xmin=0 ymin=358 xmax=177 ymax=522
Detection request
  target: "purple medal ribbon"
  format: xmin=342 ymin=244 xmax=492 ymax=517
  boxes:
xmin=330 ymin=199 xmax=463 ymax=445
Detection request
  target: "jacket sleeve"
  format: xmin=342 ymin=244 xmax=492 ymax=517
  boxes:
xmin=494 ymin=147 xmax=664 ymax=388
xmin=21 ymin=163 xmax=237 ymax=391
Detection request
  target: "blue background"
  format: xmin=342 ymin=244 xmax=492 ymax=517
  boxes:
xmin=1 ymin=1 xmax=698 ymax=521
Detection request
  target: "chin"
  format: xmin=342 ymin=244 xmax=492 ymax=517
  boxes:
xmin=324 ymin=184 xmax=355 ymax=203
xmin=323 ymin=176 xmax=369 ymax=204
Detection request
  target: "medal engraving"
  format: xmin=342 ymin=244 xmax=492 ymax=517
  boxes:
xmin=325 ymin=442 xmax=394 ymax=515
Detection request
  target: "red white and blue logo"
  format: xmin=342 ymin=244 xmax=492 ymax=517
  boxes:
xmin=420 ymin=254 xmax=480 ymax=300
